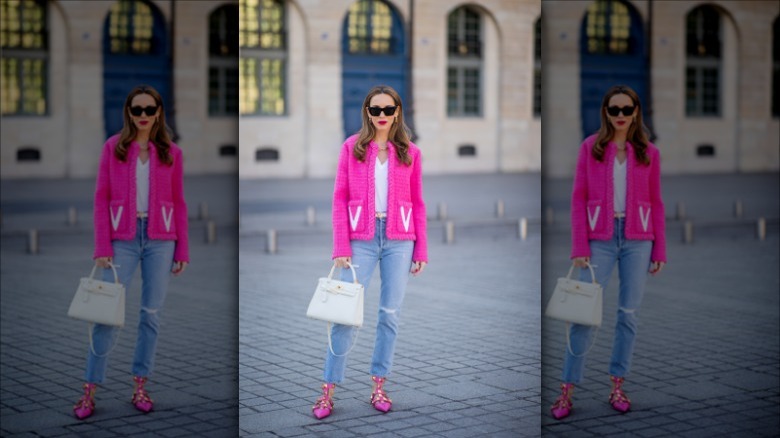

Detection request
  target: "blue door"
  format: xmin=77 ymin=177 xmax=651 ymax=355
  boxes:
xmin=103 ymin=0 xmax=170 ymax=138
xmin=580 ymin=0 xmax=647 ymax=138
xmin=342 ymin=0 xmax=408 ymax=138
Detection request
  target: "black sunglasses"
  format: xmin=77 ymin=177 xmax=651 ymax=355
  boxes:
xmin=367 ymin=106 xmax=398 ymax=117
xmin=129 ymin=105 xmax=159 ymax=117
xmin=606 ymin=105 xmax=636 ymax=117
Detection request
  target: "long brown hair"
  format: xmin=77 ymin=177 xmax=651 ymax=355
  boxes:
xmin=115 ymin=85 xmax=173 ymax=165
xmin=592 ymin=85 xmax=650 ymax=165
xmin=353 ymin=85 xmax=412 ymax=165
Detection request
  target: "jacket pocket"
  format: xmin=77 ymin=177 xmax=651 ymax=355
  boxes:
xmin=637 ymin=202 xmax=652 ymax=234
xmin=398 ymin=201 xmax=415 ymax=234
xmin=159 ymin=201 xmax=176 ymax=234
xmin=109 ymin=200 xmax=127 ymax=233
xmin=586 ymin=200 xmax=603 ymax=233
xmin=347 ymin=200 xmax=364 ymax=233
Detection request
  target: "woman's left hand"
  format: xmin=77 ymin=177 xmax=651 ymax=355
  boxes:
xmin=172 ymin=261 xmax=188 ymax=276
xmin=649 ymin=261 xmax=665 ymax=275
xmin=410 ymin=261 xmax=427 ymax=276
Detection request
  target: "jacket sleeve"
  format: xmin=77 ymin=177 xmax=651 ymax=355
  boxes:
xmin=93 ymin=142 xmax=113 ymax=259
xmin=410 ymin=148 xmax=428 ymax=263
xmin=570 ymin=141 xmax=591 ymax=259
xmin=172 ymin=147 xmax=190 ymax=262
xmin=649 ymin=148 xmax=667 ymax=262
xmin=332 ymin=142 xmax=352 ymax=259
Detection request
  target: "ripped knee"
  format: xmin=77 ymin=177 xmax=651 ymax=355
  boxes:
xmin=379 ymin=306 xmax=398 ymax=315
xmin=618 ymin=307 xmax=636 ymax=314
xmin=141 ymin=306 xmax=160 ymax=315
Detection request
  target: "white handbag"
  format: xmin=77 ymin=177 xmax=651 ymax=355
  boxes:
xmin=306 ymin=263 xmax=364 ymax=356
xmin=68 ymin=264 xmax=126 ymax=327
xmin=545 ymin=263 xmax=603 ymax=357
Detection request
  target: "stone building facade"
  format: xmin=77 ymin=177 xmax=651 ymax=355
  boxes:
xmin=238 ymin=0 xmax=542 ymax=179
xmin=1 ymin=0 xmax=239 ymax=179
xmin=542 ymin=0 xmax=780 ymax=177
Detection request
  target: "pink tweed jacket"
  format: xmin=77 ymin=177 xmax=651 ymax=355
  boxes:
xmin=332 ymin=134 xmax=428 ymax=262
xmin=93 ymin=134 xmax=189 ymax=262
xmin=571 ymin=134 xmax=667 ymax=262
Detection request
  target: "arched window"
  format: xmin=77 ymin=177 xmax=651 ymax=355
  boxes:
xmin=772 ymin=15 xmax=779 ymax=117
xmin=585 ymin=0 xmax=633 ymax=55
xmin=209 ymin=5 xmax=239 ymax=116
xmin=534 ymin=17 xmax=541 ymax=118
xmin=107 ymin=0 xmax=159 ymax=54
xmin=0 ymin=0 xmax=48 ymax=116
xmin=239 ymin=0 xmax=286 ymax=116
xmin=685 ymin=5 xmax=721 ymax=116
xmin=447 ymin=6 xmax=482 ymax=117
xmin=346 ymin=0 xmax=394 ymax=54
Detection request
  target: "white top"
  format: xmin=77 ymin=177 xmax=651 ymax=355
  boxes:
xmin=374 ymin=156 xmax=388 ymax=213
xmin=136 ymin=157 xmax=150 ymax=213
xmin=613 ymin=156 xmax=626 ymax=214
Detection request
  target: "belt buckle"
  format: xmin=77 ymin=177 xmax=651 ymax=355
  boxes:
xmin=375 ymin=212 xmax=387 ymax=219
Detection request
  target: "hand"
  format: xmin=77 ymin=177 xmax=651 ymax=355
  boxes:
xmin=572 ymin=257 xmax=590 ymax=268
xmin=334 ymin=257 xmax=351 ymax=268
xmin=172 ymin=261 xmax=188 ymax=276
xmin=649 ymin=261 xmax=665 ymax=276
xmin=95 ymin=257 xmax=112 ymax=268
xmin=410 ymin=261 xmax=427 ymax=276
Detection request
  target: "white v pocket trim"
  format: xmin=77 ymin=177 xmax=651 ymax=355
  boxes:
xmin=162 ymin=206 xmax=173 ymax=232
xmin=110 ymin=206 xmax=123 ymax=231
xmin=401 ymin=206 xmax=412 ymax=232
xmin=349 ymin=205 xmax=362 ymax=231
xmin=587 ymin=205 xmax=600 ymax=231
xmin=639 ymin=205 xmax=651 ymax=232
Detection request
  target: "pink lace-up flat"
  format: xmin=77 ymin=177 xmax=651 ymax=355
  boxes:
xmin=370 ymin=376 xmax=392 ymax=413
xmin=312 ymin=383 xmax=335 ymax=419
xmin=131 ymin=376 xmax=154 ymax=413
xmin=609 ymin=375 xmax=631 ymax=413
xmin=550 ymin=383 xmax=574 ymax=420
xmin=73 ymin=383 xmax=96 ymax=420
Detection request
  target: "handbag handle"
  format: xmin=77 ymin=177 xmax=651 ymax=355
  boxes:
xmin=327 ymin=262 xmax=359 ymax=284
xmin=89 ymin=262 xmax=120 ymax=284
xmin=566 ymin=262 xmax=597 ymax=284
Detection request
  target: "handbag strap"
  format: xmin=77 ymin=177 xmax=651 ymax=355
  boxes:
xmin=327 ymin=262 xmax=359 ymax=284
xmin=327 ymin=322 xmax=360 ymax=357
xmin=89 ymin=263 xmax=120 ymax=284
xmin=87 ymin=323 xmax=122 ymax=358
xmin=566 ymin=263 xmax=597 ymax=283
xmin=565 ymin=322 xmax=600 ymax=358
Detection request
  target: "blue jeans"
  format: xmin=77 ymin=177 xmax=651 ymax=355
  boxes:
xmin=323 ymin=218 xmax=414 ymax=384
xmin=562 ymin=218 xmax=652 ymax=384
xmin=85 ymin=218 xmax=175 ymax=383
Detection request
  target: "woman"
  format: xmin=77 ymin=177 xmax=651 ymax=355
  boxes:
xmin=73 ymin=85 xmax=189 ymax=420
xmin=312 ymin=85 xmax=428 ymax=419
xmin=551 ymin=85 xmax=666 ymax=419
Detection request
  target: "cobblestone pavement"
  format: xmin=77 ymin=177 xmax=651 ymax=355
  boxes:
xmin=541 ymin=172 xmax=780 ymax=437
xmin=1 ymin=176 xmax=238 ymax=437
xmin=238 ymin=173 xmax=543 ymax=437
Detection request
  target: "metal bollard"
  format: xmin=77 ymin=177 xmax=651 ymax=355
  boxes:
xmin=27 ymin=229 xmax=39 ymax=254
xmin=437 ymin=202 xmax=447 ymax=221
xmin=68 ymin=206 xmax=77 ymax=226
xmin=495 ymin=199 xmax=505 ymax=218
xmin=545 ymin=207 xmax=554 ymax=225
xmin=206 ymin=220 xmax=216 ymax=244
xmin=676 ymin=201 xmax=686 ymax=220
xmin=306 ymin=206 xmax=316 ymax=226
xmin=444 ymin=221 xmax=455 ymax=244
xmin=734 ymin=200 xmax=743 ymax=218
xmin=757 ymin=217 xmax=766 ymax=241
xmin=266 ymin=229 xmax=278 ymax=254
xmin=199 ymin=202 xmax=209 ymax=220
xmin=518 ymin=217 xmax=528 ymax=240
xmin=683 ymin=220 xmax=694 ymax=244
